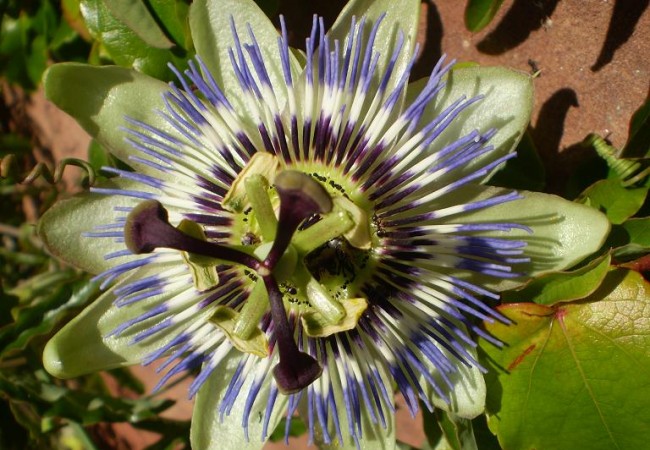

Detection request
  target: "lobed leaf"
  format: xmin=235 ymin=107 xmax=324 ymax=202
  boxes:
xmin=481 ymin=269 xmax=650 ymax=450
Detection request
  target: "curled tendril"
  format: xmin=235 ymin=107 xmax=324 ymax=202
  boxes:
xmin=0 ymin=154 xmax=97 ymax=187
xmin=585 ymin=134 xmax=650 ymax=187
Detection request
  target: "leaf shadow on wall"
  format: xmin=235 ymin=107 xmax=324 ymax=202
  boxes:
xmin=475 ymin=0 xmax=560 ymax=55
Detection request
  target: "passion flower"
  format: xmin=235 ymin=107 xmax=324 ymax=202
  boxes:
xmin=40 ymin=0 xmax=609 ymax=447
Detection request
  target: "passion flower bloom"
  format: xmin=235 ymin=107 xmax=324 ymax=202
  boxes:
xmin=40 ymin=0 xmax=608 ymax=447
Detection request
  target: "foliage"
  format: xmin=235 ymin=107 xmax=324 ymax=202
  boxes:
xmin=0 ymin=0 xmax=648 ymax=449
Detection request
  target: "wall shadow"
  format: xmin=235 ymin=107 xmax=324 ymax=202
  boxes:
xmin=411 ymin=2 xmax=443 ymax=80
xmin=591 ymin=0 xmax=649 ymax=71
xmin=529 ymin=88 xmax=597 ymax=194
xmin=275 ymin=0 xmax=348 ymax=46
xmin=476 ymin=0 xmax=560 ymax=55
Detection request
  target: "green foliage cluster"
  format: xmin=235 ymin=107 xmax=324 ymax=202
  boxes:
xmin=0 ymin=0 xmax=648 ymax=449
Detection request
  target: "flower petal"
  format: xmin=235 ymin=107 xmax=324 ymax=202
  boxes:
xmin=189 ymin=0 xmax=299 ymax=117
xmin=409 ymin=66 xmax=533 ymax=182
xmin=329 ymin=0 xmax=420 ymax=99
xmin=43 ymin=63 xmax=190 ymax=180
xmin=43 ymin=263 xmax=203 ymax=377
xmin=448 ymin=185 xmax=611 ymax=290
xmin=38 ymin=179 xmax=148 ymax=274
xmin=190 ymin=352 xmax=288 ymax=449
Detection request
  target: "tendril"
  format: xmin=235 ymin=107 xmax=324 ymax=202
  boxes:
xmin=0 ymin=154 xmax=97 ymax=186
xmin=585 ymin=134 xmax=650 ymax=186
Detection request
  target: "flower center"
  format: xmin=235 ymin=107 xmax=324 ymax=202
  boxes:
xmin=124 ymin=155 xmax=375 ymax=393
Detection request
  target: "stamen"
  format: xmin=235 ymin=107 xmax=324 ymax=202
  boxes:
xmin=124 ymin=200 xmax=260 ymax=269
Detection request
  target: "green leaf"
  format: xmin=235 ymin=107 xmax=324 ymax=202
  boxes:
xmin=43 ymin=63 xmax=179 ymax=178
xmin=471 ymin=416 xmax=500 ymax=450
xmin=622 ymin=98 xmax=650 ymax=158
xmin=422 ymin=409 xmax=478 ymax=450
xmin=329 ymin=0 xmax=420 ymax=100
xmin=443 ymin=185 xmax=611 ymax=290
xmin=43 ymin=263 xmax=212 ymax=377
xmin=105 ymin=367 xmax=145 ymax=394
xmin=80 ymin=0 xmax=188 ymax=80
xmin=189 ymin=0 xmax=299 ymax=118
xmin=147 ymin=0 xmax=191 ymax=48
xmin=0 ymin=275 xmax=100 ymax=356
xmin=190 ymin=351 xmax=288 ymax=450
xmin=577 ymin=178 xmax=647 ymax=224
xmin=464 ymin=0 xmax=505 ymax=32
xmin=501 ymin=253 xmax=611 ymax=306
xmin=0 ymin=368 xmax=173 ymax=427
xmin=103 ymin=0 xmax=174 ymax=49
xmin=411 ymin=67 xmax=534 ymax=184
xmin=62 ymin=0 xmax=92 ymax=41
xmin=87 ymin=139 xmax=111 ymax=172
xmin=612 ymin=217 xmax=650 ymax=260
xmin=268 ymin=416 xmax=306 ymax=442
xmin=481 ymin=269 xmax=650 ymax=450
xmin=26 ymin=35 xmax=48 ymax=86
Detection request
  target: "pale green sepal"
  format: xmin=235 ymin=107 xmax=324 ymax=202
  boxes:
xmin=43 ymin=63 xmax=177 ymax=180
xmin=38 ymin=179 xmax=150 ymax=275
xmin=334 ymin=197 xmax=372 ymax=250
xmin=302 ymin=297 xmax=368 ymax=338
xmin=43 ymin=263 xmax=205 ymax=377
xmin=410 ymin=319 xmax=485 ymax=419
xmin=444 ymin=185 xmax=611 ymax=291
xmin=311 ymin=345 xmax=396 ymax=450
xmin=209 ymin=306 xmax=269 ymax=358
xmin=189 ymin=0 xmax=300 ymax=118
xmin=178 ymin=219 xmax=220 ymax=292
xmin=222 ymin=152 xmax=280 ymax=212
xmin=411 ymin=66 xmax=533 ymax=182
xmin=329 ymin=0 xmax=420 ymax=98
xmin=191 ymin=352 xmax=288 ymax=450
xmin=429 ymin=346 xmax=486 ymax=419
